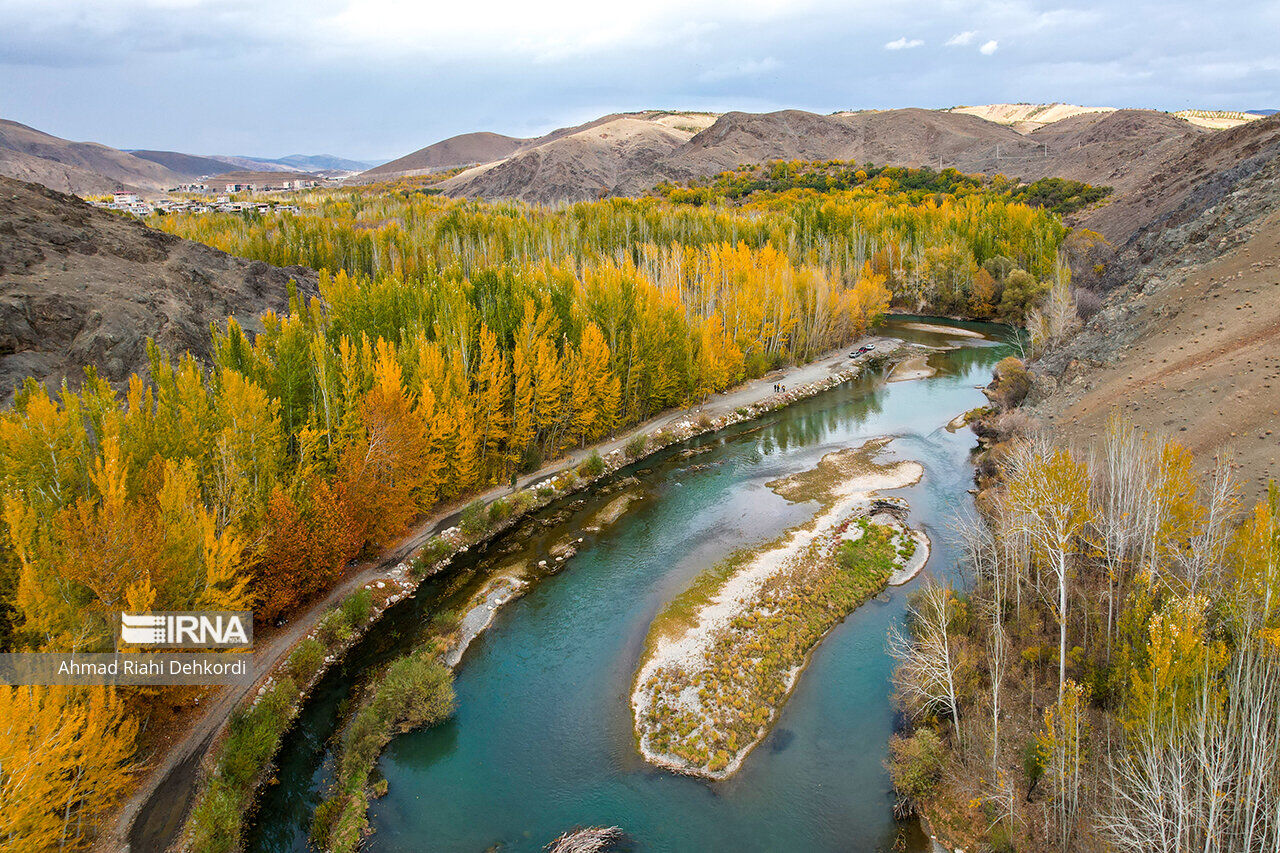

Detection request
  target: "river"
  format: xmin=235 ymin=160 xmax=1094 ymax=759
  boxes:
xmin=246 ymin=316 xmax=1013 ymax=853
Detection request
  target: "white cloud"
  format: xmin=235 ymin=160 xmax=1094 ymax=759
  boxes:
xmin=884 ymin=36 xmax=924 ymax=50
xmin=945 ymin=30 xmax=976 ymax=46
xmin=979 ymin=39 xmax=999 ymax=55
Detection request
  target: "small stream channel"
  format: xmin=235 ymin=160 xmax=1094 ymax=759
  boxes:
xmin=245 ymin=317 xmax=1013 ymax=853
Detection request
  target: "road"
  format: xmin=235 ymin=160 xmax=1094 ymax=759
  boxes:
xmin=110 ymin=338 xmax=888 ymax=852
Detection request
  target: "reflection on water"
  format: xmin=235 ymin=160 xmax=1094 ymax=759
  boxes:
xmin=246 ymin=316 xmax=1013 ymax=853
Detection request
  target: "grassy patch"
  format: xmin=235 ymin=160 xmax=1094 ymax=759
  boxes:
xmin=637 ymin=521 xmax=898 ymax=774
xmin=311 ymin=650 xmax=455 ymax=852
xmin=183 ymin=585 xmax=376 ymax=852
xmin=766 ymin=439 xmax=892 ymax=504
xmin=645 ymin=548 xmax=756 ymax=647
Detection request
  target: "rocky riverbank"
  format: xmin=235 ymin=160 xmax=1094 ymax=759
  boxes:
xmin=631 ymin=438 xmax=928 ymax=779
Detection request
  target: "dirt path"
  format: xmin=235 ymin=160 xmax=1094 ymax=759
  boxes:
xmin=109 ymin=335 xmax=895 ymax=853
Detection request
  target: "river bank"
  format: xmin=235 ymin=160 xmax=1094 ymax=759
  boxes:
xmin=117 ymin=333 xmax=912 ymax=853
xmin=246 ymin=316 xmax=1013 ymax=853
xmin=631 ymin=439 xmax=927 ymax=779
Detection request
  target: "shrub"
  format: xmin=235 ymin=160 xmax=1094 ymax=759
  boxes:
xmin=316 ymin=610 xmax=353 ymax=647
xmin=1022 ymin=739 xmax=1046 ymax=791
xmin=340 ymin=588 xmax=372 ymax=626
xmin=886 ymin=727 xmax=946 ymax=805
xmin=460 ymin=498 xmax=488 ymax=536
xmin=511 ymin=489 xmax=536 ymax=512
xmin=625 ymin=433 xmax=649 ymax=460
xmin=578 ymin=451 xmax=606 ymax=478
xmin=487 ymin=496 xmax=511 ymax=524
xmin=990 ymin=356 xmax=1032 ymax=410
xmin=285 ymin=638 xmax=325 ymax=682
xmin=696 ymin=413 xmax=713 ymax=429
xmin=412 ymin=537 xmax=452 ymax=575
xmin=1075 ymin=287 xmax=1103 ymax=321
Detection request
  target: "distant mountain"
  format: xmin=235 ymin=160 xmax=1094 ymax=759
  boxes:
xmin=272 ymin=154 xmax=380 ymax=172
xmin=1247 ymin=109 xmax=1278 ymax=116
xmin=204 ymin=170 xmax=318 ymax=187
xmin=129 ymin=150 xmax=240 ymax=179
xmin=0 ymin=120 xmax=183 ymax=194
xmin=211 ymin=154 xmax=379 ymax=175
xmin=206 ymin=155 xmax=299 ymax=174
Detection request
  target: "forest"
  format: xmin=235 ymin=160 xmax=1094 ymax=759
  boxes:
xmin=0 ymin=180 xmax=1067 ymax=848
xmin=654 ymin=160 xmax=1112 ymax=216
xmin=888 ymin=413 xmax=1280 ymax=851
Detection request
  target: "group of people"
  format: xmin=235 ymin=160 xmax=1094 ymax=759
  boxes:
xmin=772 ymin=383 xmax=787 ymax=393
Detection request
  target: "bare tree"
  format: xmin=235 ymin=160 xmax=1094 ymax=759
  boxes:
xmin=889 ymin=583 xmax=963 ymax=744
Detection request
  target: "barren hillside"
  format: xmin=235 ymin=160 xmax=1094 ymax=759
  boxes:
xmin=0 ymin=119 xmax=183 ymax=193
xmin=435 ymin=106 xmax=1218 ymax=230
xmin=359 ymin=131 xmax=527 ymax=181
xmin=1030 ymin=116 xmax=1280 ymax=503
xmin=947 ymin=103 xmax=1116 ymax=133
xmin=439 ymin=117 xmax=696 ymax=203
xmin=0 ymin=176 xmax=317 ymax=398
xmin=129 ymin=150 xmax=240 ymax=179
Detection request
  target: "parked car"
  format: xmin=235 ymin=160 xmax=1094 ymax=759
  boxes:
xmin=851 ymin=344 xmax=875 ymax=356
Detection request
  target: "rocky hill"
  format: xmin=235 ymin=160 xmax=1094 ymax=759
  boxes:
xmin=433 ymin=106 xmax=1214 ymax=237
xmin=0 ymin=120 xmax=184 ymax=193
xmin=440 ymin=118 xmax=699 ymax=203
xmin=0 ymin=176 xmax=317 ymax=399
xmin=1027 ymin=113 xmax=1280 ymax=502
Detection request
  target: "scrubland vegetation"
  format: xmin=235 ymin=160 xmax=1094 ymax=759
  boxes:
xmin=0 ymin=176 xmax=1070 ymax=847
xmin=185 ymin=587 xmax=375 ymax=853
xmin=889 ymin=417 xmax=1280 ymax=851
xmin=637 ymin=516 xmax=903 ymax=776
xmin=311 ymin=651 xmax=455 ymax=852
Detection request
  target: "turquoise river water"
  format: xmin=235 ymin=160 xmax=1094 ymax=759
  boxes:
xmin=246 ymin=316 xmax=1013 ymax=853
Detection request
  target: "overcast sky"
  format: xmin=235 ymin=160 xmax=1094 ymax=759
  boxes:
xmin=1 ymin=0 xmax=1276 ymax=162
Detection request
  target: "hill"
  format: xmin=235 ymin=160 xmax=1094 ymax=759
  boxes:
xmin=443 ymin=108 xmax=1041 ymax=203
xmin=129 ymin=150 xmax=240 ymax=179
xmin=947 ymin=103 xmax=1116 ymax=133
xmin=439 ymin=118 xmax=698 ymax=203
xmin=364 ymin=112 xmax=722 ymax=187
xmin=1028 ymin=113 xmax=1280 ymax=502
xmin=0 ymin=176 xmax=318 ymax=398
xmin=271 ymin=154 xmax=378 ymax=172
xmin=359 ymin=131 xmax=528 ymax=181
xmin=0 ymin=119 xmax=183 ymax=193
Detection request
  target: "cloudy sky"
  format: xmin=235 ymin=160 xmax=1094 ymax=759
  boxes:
xmin=1 ymin=0 xmax=1276 ymax=162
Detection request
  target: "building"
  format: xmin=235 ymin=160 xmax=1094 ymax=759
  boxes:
xmin=113 ymin=191 xmax=139 ymax=205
